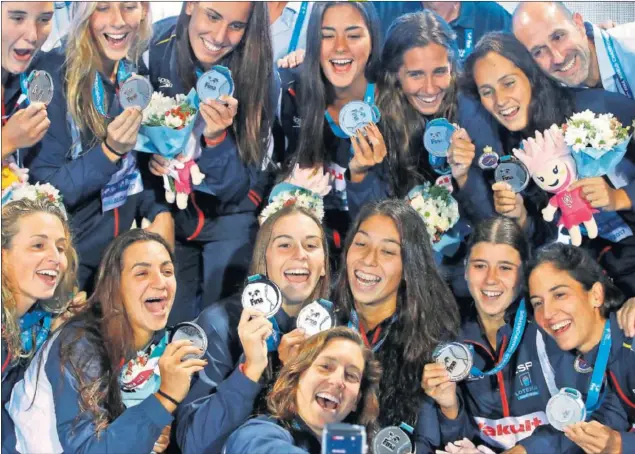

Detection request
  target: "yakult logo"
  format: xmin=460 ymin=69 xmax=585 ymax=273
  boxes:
xmin=475 ymin=412 xmax=548 ymax=450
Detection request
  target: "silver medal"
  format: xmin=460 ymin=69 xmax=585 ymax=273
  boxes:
xmin=118 ymin=75 xmax=153 ymax=110
xmin=339 ymin=101 xmax=375 ymax=137
xmin=196 ymin=67 xmax=234 ymax=102
xmin=546 ymin=387 xmax=587 ymax=431
xmin=241 ymin=278 xmax=282 ymax=318
xmin=433 ymin=342 xmax=473 ymax=382
xmin=495 ymin=158 xmax=530 ymax=193
xmin=171 ymin=322 xmax=208 ymax=360
xmin=296 ymin=301 xmax=333 ymax=336
xmin=372 ymin=426 xmax=413 ymax=454
xmin=27 ymin=70 xmax=54 ymax=105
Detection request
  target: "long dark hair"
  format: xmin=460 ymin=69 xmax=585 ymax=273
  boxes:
xmin=295 ymin=1 xmax=382 ymax=167
xmin=376 ymin=10 xmax=461 ymax=197
xmin=461 ymin=32 xmax=574 ymax=144
xmin=58 ymin=230 xmax=175 ymax=433
xmin=528 ymin=243 xmax=624 ymax=318
xmin=174 ymin=2 xmax=274 ymax=166
xmin=334 ymin=199 xmax=460 ymax=426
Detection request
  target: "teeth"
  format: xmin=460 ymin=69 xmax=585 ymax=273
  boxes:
xmin=145 ymin=297 xmax=163 ymax=303
xmin=551 ymin=320 xmax=571 ymax=331
xmin=316 ymin=392 xmax=341 ymax=404
xmin=202 ymin=38 xmax=222 ymax=52
xmin=500 ymin=107 xmax=517 ymax=116
xmin=36 ymin=270 xmax=58 ymax=277
xmin=331 ymin=59 xmax=353 ymax=65
xmin=558 ymin=56 xmax=575 ymax=72
xmin=354 ymin=270 xmax=381 ymax=284
xmin=482 ymin=290 xmax=503 ymax=298
xmin=418 ymin=94 xmax=440 ymax=103
xmin=105 ymin=33 xmax=126 ymax=40
xmin=284 ymin=268 xmax=310 ymax=276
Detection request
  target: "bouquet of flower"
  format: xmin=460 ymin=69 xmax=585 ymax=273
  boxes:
xmin=562 ymin=110 xmax=631 ymax=177
xmin=407 ymin=183 xmax=460 ymax=251
xmin=259 ymin=183 xmax=325 ymax=225
xmin=135 ymin=89 xmax=200 ymax=160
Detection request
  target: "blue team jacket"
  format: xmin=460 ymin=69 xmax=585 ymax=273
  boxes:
xmin=140 ymin=17 xmax=279 ymax=243
xmin=223 ymin=416 xmax=320 ymax=454
xmin=23 ymin=48 xmax=168 ymax=291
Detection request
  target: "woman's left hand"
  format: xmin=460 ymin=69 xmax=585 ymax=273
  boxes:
xmin=448 ymin=128 xmax=476 ymax=188
xmin=277 ymin=49 xmax=306 ymax=69
xmin=569 ymin=178 xmax=631 ymax=211
xmin=349 ymin=123 xmax=387 ymax=183
xmin=152 ymin=425 xmax=171 ymax=453
xmin=200 ymin=95 xmax=238 ymax=140
xmin=278 ymin=328 xmax=308 ymax=366
xmin=564 ymin=421 xmax=622 ymax=454
xmin=617 ymin=297 xmax=635 ymax=337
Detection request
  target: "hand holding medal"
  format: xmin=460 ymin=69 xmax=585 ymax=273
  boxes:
xmin=421 ymin=361 xmax=459 ymax=418
xmin=156 ymin=338 xmax=208 ymax=409
xmin=104 ymin=107 xmax=144 ymax=159
xmin=196 ymin=66 xmax=237 ymax=141
xmin=447 ymin=128 xmax=476 ymax=187
xmin=2 ymin=104 xmax=50 ymax=159
xmin=238 ymin=307 xmax=273 ymax=382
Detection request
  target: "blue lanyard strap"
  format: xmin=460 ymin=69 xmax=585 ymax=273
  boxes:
xmin=92 ymin=60 xmax=133 ymax=117
xmin=18 ymin=72 xmax=29 ymax=106
xmin=600 ymin=31 xmax=633 ymax=99
xmin=347 ymin=308 xmax=396 ymax=353
xmin=585 ymin=319 xmax=612 ymax=412
xmin=287 ymin=2 xmax=308 ymax=54
xmin=460 ymin=29 xmax=474 ymax=59
xmin=267 ymin=314 xmax=282 ymax=351
xmin=20 ymin=309 xmax=52 ymax=354
xmin=324 ymin=82 xmax=376 ymax=139
xmin=469 ymin=299 xmax=528 ymax=378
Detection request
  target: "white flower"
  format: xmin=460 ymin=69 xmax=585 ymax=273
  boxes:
xmin=564 ymin=111 xmax=628 ymax=153
xmin=259 ymin=189 xmax=324 ymax=225
xmin=165 ymin=114 xmax=184 ymax=129
xmin=407 ymin=183 xmax=460 ymax=243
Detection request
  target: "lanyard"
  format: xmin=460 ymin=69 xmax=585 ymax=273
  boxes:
xmin=92 ymin=60 xmax=132 ymax=117
xmin=459 ymin=29 xmax=474 ymax=59
xmin=266 ymin=315 xmax=282 ymax=351
xmin=20 ymin=309 xmax=52 ymax=354
xmin=347 ymin=309 xmax=396 ymax=352
xmin=2 ymin=73 xmax=29 ymax=124
xmin=585 ymin=319 xmax=612 ymax=412
xmin=469 ymin=299 xmax=528 ymax=378
xmin=324 ymin=82 xmax=376 ymax=139
xmin=287 ymin=2 xmax=308 ymax=54
xmin=600 ymin=31 xmax=633 ymax=99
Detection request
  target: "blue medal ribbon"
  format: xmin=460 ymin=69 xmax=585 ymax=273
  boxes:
xmin=469 ymin=299 xmax=528 ymax=377
xmin=600 ymin=31 xmax=633 ymax=99
xmin=585 ymin=319 xmax=611 ymax=412
xmin=266 ymin=315 xmax=282 ymax=351
xmin=325 ymin=82 xmax=377 ymax=140
xmin=287 ymin=2 xmax=308 ymax=54
xmin=18 ymin=72 xmax=30 ymax=106
xmin=459 ymin=29 xmax=474 ymax=59
xmin=19 ymin=309 xmax=52 ymax=354
xmin=347 ymin=309 xmax=396 ymax=353
xmin=92 ymin=60 xmax=133 ymax=117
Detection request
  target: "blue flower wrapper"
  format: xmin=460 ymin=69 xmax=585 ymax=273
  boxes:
xmin=571 ymin=136 xmax=631 ymax=178
xmin=134 ymin=89 xmax=201 ymax=159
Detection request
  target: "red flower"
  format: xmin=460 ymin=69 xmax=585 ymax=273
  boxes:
xmin=283 ymin=198 xmax=297 ymax=207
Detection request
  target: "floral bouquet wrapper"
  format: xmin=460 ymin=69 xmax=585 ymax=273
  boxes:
xmin=571 ymin=137 xmax=631 ymax=178
xmin=135 ymin=88 xmax=200 ymax=160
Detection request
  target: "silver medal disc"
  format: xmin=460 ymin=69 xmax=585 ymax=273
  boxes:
xmin=433 ymin=342 xmax=473 ymax=382
xmin=27 ymin=70 xmax=54 ymax=105
xmin=546 ymin=388 xmax=587 ymax=431
xmin=495 ymin=159 xmax=530 ymax=193
xmin=118 ymin=75 xmax=153 ymax=110
xmin=339 ymin=101 xmax=375 ymax=137
xmin=372 ymin=426 xmax=412 ymax=454
xmin=241 ymin=278 xmax=282 ymax=318
xmin=196 ymin=68 xmax=234 ymax=102
xmin=171 ymin=322 xmax=208 ymax=360
xmin=297 ymin=301 xmax=333 ymax=336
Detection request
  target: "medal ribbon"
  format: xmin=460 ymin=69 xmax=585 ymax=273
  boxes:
xmin=469 ymin=299 xmax=528 ymax=378
xmin=324 ymin=82 xmax=376 ymax=139
xmin=347 ymin=309 xmax=396 ymax=352
xmin=288 ymin=2 xmax=309 ymax=54
xmin=459 ymin=28 xmax=474 ymax=59
xmin=601 ymin=31 xmax=633 ymax=99
xmin=19 ymin=309 xmax=52 ymax=354
xmin=92 ymin=60 xmax=133 ymax=117
xmin=585 ymin=319 xmax=611 ymax=412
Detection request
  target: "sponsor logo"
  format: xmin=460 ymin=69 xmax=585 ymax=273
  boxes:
xmin=293 ymin=116 xmax=301 ymax=128
xmin=158 ymin=77 xmax=173 ymax=89
xmin=475 ymin=412 xmax=548 ymax=450
xmin=516 ymin=361 xmax=533 ymax=374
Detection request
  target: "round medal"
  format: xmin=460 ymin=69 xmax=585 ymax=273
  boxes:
xmin=546 ymin=387 xmax=587 ymax=431
xmin=433 ymin=342 xmax=473 ymax=382
xmin=171 ymin=322 xmax=208 ymax=360
xmin=241 ymin=275 xmax=283 ymax=318
xmin=196 ymin=66 xmax=234 ymax=102
xmin=27 ymin=70 xmax=54 ymax=105
xmin=494 ymin=156 xmax=530 ymax=193
xmin=478 ymin=151 xmax=500 ymax=170
xmin=372 ymin=426 xmax=413 ymax=454
xmin=297 ymin=300 xmax=334 ymax=336
xmin=424 ymin=118 xmax=456 ymax=158
xmin=338 ymin=101 xmax=378 ymax=137
xmin=118 ymin=75 xmax=153 ymax=110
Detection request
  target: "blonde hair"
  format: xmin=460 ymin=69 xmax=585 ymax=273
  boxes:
xmin=1 ymin=198 xmax=78 ymax=361
xmin=65 ymin=2 xmax=152 ymax=149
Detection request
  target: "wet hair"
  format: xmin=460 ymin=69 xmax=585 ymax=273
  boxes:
xmin=268 ymin=327 xmax=381 ymax=435
xmin=58 ymin=229 xmax=174 ymax=433
xmin=295 ymin=1 xmax=382 ymax=167
xmin=461 ymin=32 xmax=574 ymax=138
xmin=334 ymin=199 xmax=459 ymax=426
xmin=174 ymin=2 xmax=274 ymax=166
xmin=528 ymin=243 xmax=624 ymax=317
xmin=1 ymin=198 xmax=77 ymax=361
xmin=376 ymin=10 xmax=461 ymax=196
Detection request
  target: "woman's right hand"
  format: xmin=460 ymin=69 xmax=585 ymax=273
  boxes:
xmin=422 ymin=363 xmax=459 ymax=417
xmin=448 ymin=128 xmax=476 ymax=188
xmin=278 ymin=328 xmax=308 ymax=366
xmin=238 ymin=308 xmax=273 ymax=382
xmin=157 ymin=339 xmax=207 ymax=406
xmin=104 ymin=107 xmax=143 ymax=157
xmin=492 ymin=182 xmax=528 ymax=228
xmin=2 ymin=103 xmax=50 ymax=159
xmin=200 ymin=95 xmax=238 ymax=139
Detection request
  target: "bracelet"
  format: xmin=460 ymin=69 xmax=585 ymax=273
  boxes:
xmin=204 ymin=130 xmax=227 ymax=147
xmin=156 ymin=389 xmax=180 ymax=406
xmin=103 ymin=138 xmax=127 ymax=157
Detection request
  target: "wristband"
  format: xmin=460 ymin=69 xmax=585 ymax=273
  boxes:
xmin=204 ymin=130 xmax=227 ymax=147
xmin=103 ymin=138 xmax=127 ymax=157
xmin=156 ymin=389 xmax=180 ymax=406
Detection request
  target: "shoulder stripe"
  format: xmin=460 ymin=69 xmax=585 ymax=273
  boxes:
xmin=157 ymin=34 xmax=176 ymax=46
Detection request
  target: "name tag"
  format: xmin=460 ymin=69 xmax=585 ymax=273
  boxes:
xmin=101 ymin=153 xmax=144 ymax=212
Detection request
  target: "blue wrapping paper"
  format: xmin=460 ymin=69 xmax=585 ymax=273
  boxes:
xmin=571 ymin=136 xmax=631 ymax=178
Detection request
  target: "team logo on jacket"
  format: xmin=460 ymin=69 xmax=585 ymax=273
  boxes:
xmin=515 ymin=371 xmax=540 ymax=401
xmin=158 ymin=77 xmax=173 ymax=89
xmin=293 ymin=116 xmax=301 ymax=128
xmin=574 ymin=355 xmax=593 ymax=374
xmin=475 ymin=412 xmax=548 ymax=450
